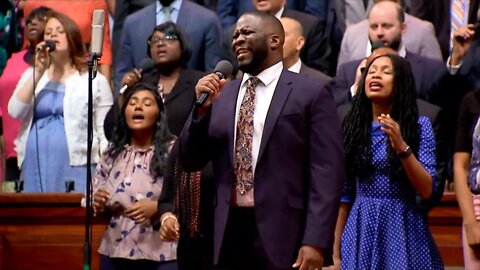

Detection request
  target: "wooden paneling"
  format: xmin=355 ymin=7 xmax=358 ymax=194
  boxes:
xmin=428 ymin=192 xmax=463 ymax=267
xmin=0 ymin=192 xmax=466 ymax=269
xmin=0 ymin=193 xmax=107 ymax=270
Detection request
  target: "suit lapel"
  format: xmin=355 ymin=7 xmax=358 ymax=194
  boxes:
xmin=257 ymin=70 xmax=293 ymax=161
xmin=224 ymin=79 xmax=243 ymax=166
xmin=164 ymin=71 xmax=190 ymax=104
xmin=145 ymin=4 xmax=156 ymax=32
xmin=134 ymin=4 xmax=156 ymax=66
xmin=176 ymin=1 xmax=190 ymax=27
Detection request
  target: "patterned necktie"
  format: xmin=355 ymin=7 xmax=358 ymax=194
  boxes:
xmin=234 ymin=77 xmax=260 ymax=195
xmin=163 ymin=6 xmax=172 ymax=22
xmin=451 ymin=0 xmax=468 ymax=50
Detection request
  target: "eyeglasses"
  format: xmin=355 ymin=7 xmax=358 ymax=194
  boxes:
xmin=148 ymin=34 xmax=179 ymax=45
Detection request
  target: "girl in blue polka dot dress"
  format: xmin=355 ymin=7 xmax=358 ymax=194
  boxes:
xmin=337 ymin=52 xmax=443 ymax=269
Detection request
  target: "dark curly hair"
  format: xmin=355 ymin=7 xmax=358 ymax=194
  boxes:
xmin=146 ymin=21 xmax=192 ymax=68
xmin=343 ymin=54 xmax=420 ymax=183
xmin=106 ymin=82 xmax=174 ymax=179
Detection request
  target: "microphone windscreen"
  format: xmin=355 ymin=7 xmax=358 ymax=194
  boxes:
xmin=371 ymin=41 xmax=385 ymax=52
xmin=90 ymin=9 xmax=105 ymax=56
xmin=138 ymin=58 xmax=155 ymax=74
xmin=214 ymin=60 xmax=233 ymax=79
xmin=45 ymin=40 xmax=56 ymax=52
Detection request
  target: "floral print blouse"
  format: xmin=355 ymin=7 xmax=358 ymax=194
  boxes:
xmin=93 ymin=145 xmax=176 ymax=261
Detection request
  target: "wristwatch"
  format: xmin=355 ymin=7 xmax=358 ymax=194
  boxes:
xmin=397 ymin=145 xmax=413 ymax=159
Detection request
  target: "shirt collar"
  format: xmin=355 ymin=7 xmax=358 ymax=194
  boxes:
xmin=287 ymin=58 xmax=302 ymax=73
xmin=241 ymin=61 xmax=284 ymax=88
xmin=274 ymin=6 xmax=284 ymax=19
xmin=156 ymin=0 xmax=182 ymax=14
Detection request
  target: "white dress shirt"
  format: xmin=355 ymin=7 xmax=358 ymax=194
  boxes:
xmin=155 ymin=0 xmax=182 ymax=25
xmin=233 ymin=61 xmax=283 ymax=206
xmin=287 ymin=58 xmax=302 ymax=73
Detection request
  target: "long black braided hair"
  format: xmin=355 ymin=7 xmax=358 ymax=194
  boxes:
xmin=343 ymin=54 xmax=420 ymax=183
xmin=106 ymin=82 xmax=174 ymax=179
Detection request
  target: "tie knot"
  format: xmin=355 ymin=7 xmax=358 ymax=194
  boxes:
xmin=247 ymin=77 xmax=260 ymax=89
xmin=163 ymin=6 xmax=172 ymax=21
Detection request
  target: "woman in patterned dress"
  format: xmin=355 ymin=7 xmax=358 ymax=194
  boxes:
xmin=336 ymin=53 xmax=443 ymax=269
xmin=92 ymin=82 xmax=177 ymax=270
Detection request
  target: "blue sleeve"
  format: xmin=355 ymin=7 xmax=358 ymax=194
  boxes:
xmin=340 ymin=178 xmax=355 ymax=203
xmin=418 ymin=117 xmax=437 ymax=193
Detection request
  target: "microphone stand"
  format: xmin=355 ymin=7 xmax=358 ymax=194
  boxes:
xmin=84 ymin=52 xmax=100 ymax=270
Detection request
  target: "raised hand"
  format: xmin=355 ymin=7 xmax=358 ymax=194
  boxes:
xmin=120 ymin=69 xmax=142 ymax=87
xmin=451 ymin=24 xmax=477 ymax=65
xmin=378 ymin=114 xmax=407 ymax=153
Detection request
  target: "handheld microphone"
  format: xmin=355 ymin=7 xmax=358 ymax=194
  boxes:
xmin=35 ymin=40 xmax=56 ymax=53
xmin=195 ymin=60 xmax=233 ymax=106
xmin=90 ymin=9 xmax=105 ymax=57
xmin=119 ymin=58 xmax=156 ymax=94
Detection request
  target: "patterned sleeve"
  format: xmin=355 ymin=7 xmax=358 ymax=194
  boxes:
xmin=468 ymin=118 xmax=480 ymax=193
xmin=418 ymin=117 xmax=437 ymax=190
xmin=93 ymin=152 xmax=113 ymax=192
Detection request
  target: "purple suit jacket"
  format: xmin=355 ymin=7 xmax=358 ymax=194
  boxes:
xmin=179 ymin=69 xmax=344 ymax=268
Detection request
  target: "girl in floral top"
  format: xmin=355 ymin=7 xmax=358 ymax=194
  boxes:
xmin=93 ymin=82 xmax=177 ymax=270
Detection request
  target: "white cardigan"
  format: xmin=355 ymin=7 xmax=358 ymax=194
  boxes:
xmin=8 ymin=69 xmax=113 ymax=167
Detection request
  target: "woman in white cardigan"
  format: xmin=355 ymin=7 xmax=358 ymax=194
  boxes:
xmin=8 ymin=10 xmax=113 ymax=192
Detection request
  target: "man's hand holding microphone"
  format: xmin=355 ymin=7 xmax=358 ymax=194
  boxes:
xmin=194 ymin=60 xmax=233 ymax=117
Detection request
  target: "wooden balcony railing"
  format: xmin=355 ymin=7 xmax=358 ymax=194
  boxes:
xmin=0 ymin=192 xmax=465 ymax=269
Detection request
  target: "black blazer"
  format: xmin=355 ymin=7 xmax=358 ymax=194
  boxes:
xmin=282 ymin=9 xmax=331 ymax=74
xmin=152 ymin=69 xmax=205 ymax=136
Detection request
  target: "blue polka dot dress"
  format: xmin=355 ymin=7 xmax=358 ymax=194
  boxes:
xmin=340 ymin=117 xmax=443 ymax=270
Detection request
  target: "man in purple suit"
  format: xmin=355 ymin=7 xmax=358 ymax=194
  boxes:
xmin=178 ymin=11 xmax=344 ymax=270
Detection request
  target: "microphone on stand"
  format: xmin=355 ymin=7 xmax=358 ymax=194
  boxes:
xmin=85 ymin=9 xmax=105 ymax=270
xmin=195 ymin=60 xmax=233 ymax=106
xmin=119 ymin=58 xmax=156 ymax=94
xmin=35 ymin=40 xmax=56 ymax=52
xmin=90 ymin=9 xmax=105 ymax=77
